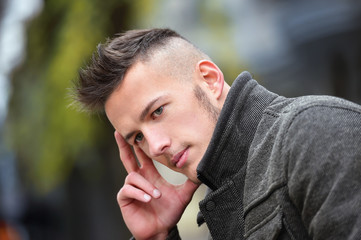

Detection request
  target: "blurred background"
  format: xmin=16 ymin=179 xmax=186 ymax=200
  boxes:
xmin=0 ymin=0 xmax=360 ymax=239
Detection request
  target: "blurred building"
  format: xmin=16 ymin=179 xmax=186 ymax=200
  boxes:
xmin=225 ymin=0 xmax=361 ymax=103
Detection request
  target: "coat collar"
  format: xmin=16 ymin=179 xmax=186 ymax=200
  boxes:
xmin=197 ymin=71 xmax=278 ymax=190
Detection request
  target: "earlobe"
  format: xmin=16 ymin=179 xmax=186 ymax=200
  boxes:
xmin=197 ymin=60 xmax=224 ymax=99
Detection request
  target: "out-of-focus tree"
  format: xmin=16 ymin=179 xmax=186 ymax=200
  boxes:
xmin=6 ymin=0 xmax=130 ymax=194
xmin=5 ymin=0 xmax=135 ymax=239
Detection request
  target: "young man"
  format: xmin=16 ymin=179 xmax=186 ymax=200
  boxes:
xmin=75 ymin=28 xmax=361 ymax=240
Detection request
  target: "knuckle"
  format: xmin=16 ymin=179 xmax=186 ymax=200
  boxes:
xmin=117 ymin=187 xmax=130 ymax=207
xmin=126 ymin=172 xmax=137 ymax=182
xmin=120 ymin=184 xmax=130 ymax=195
xmin=116 ymin=190 xmax=122 ymax=202
xmin=119 ymin=184 xmax=130 ymax=195
xmin=116 ymin=189 xmax=124 ymax=205
xmin=117 ymin=187 xmax=126 ymax=199
xmin=117 ymin=185 xmax=131 ymax=202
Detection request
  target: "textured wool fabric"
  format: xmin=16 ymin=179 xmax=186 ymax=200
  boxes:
xmin=196 ymin=72 xmax=361 ymax=239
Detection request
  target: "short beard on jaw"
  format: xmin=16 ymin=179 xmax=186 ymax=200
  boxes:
xmin=193 ymin=85 xmax=221 ymax=124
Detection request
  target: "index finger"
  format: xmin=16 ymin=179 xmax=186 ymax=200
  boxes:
xmin=114 ymin=131 xmax=139 ymax=173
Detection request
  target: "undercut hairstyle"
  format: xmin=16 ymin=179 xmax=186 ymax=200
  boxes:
xmin=73 ymin=28 xmax=208 ymax=112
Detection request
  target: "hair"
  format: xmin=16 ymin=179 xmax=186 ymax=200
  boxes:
xmin=73 ymin=28 xmax=209 ymax=112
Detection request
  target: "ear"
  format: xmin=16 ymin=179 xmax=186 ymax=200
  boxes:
xmin=196 ymin=60 xmax=224 ymax=99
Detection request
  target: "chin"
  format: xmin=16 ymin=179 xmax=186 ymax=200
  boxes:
xmin=185 ymin=169 xmax=200 ymax=184
xmin=191 ymin=177 xmax=202 ymax=185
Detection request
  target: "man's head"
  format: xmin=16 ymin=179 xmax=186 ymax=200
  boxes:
xmin=76 ymin=28 xmax=208 ymax=111
xmin=75 ymin=28 xmax=230 ymax=182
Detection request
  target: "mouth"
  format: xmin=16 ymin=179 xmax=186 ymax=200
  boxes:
xmin=171 ymin=147 xmax=189 ymax=168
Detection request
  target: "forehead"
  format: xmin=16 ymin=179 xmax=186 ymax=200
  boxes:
xmin=104 ymin=61 xmax=194 ymax=131
xmin=113 ymin=61 xmax=179 ymax=101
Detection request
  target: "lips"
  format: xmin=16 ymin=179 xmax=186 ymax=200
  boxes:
xmin=171 ymin=147 xmax=189 ymax=168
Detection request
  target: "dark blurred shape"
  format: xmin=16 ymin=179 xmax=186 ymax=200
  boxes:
xmin=0 ymin=0 xmax=4 ymax=20
xmin=227 ymin=0 xmax=361 ymax=103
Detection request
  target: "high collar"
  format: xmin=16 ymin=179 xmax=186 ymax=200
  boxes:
xmin=197 ymin=71 xmax=278 ymax=190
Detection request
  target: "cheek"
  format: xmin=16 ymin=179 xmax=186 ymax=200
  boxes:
xmin=166 ymin=114 xmax=197 ymax=140
xmin=168 ymin=105 xmax=200 ymax=126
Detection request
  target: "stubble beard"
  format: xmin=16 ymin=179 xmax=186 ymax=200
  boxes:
xmin=193 ymin=85 xmax=221 ymax=124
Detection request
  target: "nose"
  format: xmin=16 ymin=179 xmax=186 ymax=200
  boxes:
xmin=143 ymin=128 xmax=170 ymax=158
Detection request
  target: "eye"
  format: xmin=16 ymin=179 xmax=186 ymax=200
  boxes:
xmin=134 ymin=132 xmax=144 ymax=143
xmin=152 ymin=106 xmax=164 ymax=118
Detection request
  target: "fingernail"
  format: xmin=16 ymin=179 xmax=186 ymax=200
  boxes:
xmin=153 ymin=189 xmax=161 ymax=198
xmin=144 ymin=194 xmax=151 ymax=201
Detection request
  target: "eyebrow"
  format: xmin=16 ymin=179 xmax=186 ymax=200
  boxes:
xmin=139 ymin=96 xmax=162 ymax=121
xmin=123 ymin=96 xmax=163 ymax=142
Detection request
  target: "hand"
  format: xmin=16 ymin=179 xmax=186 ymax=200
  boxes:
xmin=114 ymin=131 xmax=199 ymax=240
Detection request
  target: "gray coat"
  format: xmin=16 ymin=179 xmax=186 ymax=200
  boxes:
xmin=190 ymin=72 xmax=361 ymax=240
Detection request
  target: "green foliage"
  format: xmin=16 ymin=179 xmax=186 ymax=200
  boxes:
xmin=6 ymin=0 xmax=131 ymax=194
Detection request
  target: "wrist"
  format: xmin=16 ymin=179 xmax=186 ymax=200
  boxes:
xmin=131 ymin=226 xmax=179 ymax=240
xmin=131 ymin=232 xmax=167 ymax=240
xmin=150 ymin=231 xmax=168 ymax=240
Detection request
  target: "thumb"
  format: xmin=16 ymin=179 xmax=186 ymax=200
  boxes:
xmin=178 ymin=179 xmax=200 ymax=203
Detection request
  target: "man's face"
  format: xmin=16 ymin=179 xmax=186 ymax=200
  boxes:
xmin=105 ymin=61 xmax=220 ymax=183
